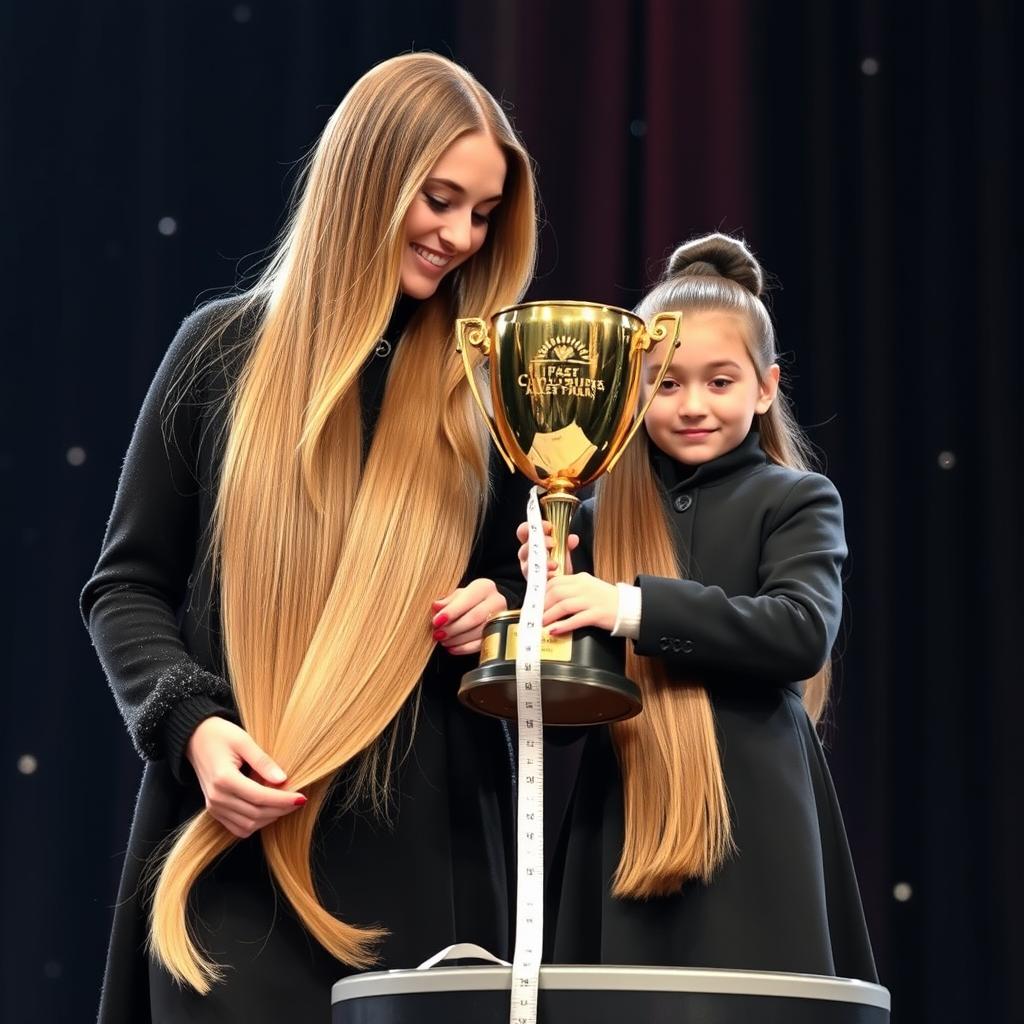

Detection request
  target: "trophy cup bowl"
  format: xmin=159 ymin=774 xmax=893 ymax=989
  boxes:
xmin=456 ymin=301 xmax=681 ymax=726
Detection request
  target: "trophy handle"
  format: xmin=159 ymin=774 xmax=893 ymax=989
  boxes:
xmin=455 ymin=317 xmax=517 ymax=473
xmin=605 ymin=311 xmax=682 ymax=473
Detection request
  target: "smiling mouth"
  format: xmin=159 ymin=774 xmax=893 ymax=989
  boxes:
xmin=676 ymin=429 xmax=716 ymax=437
xmin=411 ymin=243 xmax=452 ymax=269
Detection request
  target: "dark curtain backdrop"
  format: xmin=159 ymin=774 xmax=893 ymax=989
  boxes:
xmin=2 ymin=2 xmax=1019 ymax=1022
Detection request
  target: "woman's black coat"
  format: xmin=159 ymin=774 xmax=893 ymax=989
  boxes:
xmin=543 ymin=433 xmax=878 ymax=983
xmin=82 ymin=299 xmax=527 ymax=1023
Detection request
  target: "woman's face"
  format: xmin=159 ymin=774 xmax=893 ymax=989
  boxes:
xmin=399 ymin=131 xmax=507 ymax=299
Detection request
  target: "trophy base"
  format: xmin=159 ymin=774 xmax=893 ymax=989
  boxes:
xmin=458 ymin=612 xmax=642 ymax=726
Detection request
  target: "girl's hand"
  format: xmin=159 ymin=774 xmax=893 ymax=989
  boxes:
xmin=543 ymin=572 xmax=619 ymax=634
xmin=515 ymin=520 xmax=579 ymax=579
xmin=431 ymin=577 xmax=507 ymax=655
xmin=185 ymin=717 xmax=307 ymax=839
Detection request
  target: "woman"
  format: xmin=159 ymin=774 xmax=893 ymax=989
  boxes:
xmin=82 ymin=52 xmax=536 ymax=1022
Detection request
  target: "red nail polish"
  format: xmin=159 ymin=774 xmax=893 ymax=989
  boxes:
xmin=433 ymin=613 xmax=449 ymax=627
xmin=433 ymin=629 xmax=447 ymax=641
xmin=431 ymin=600 xmax=445 ymax=611
xmin=294 ymin=795 xmax=307 ymax=807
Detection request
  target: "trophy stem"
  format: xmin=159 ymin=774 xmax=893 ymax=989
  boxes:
xmin=539 ymin=490 xmax=579 ymax=576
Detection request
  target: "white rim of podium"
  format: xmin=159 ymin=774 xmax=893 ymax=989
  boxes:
xmin=331 ymin=965 xmax=890 ymax=1010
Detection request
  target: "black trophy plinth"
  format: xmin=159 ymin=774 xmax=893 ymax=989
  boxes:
xmin=458 ymin=611 xmax=641 ymax=725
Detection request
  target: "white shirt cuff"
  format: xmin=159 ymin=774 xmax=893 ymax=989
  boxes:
xmin=611 ymin=583 xmax=642 ymax=639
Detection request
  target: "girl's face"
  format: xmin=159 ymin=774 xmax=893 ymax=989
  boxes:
xmin=642 ymin=310 xmax=780 ymax=465
xmin=399 ymin=130 xmax=507 ymax=299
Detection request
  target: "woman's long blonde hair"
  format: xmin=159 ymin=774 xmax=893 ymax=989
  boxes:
xmin=149 ymin=53 xmax=536 ymax=992
xmin=595 ymin=233 xmax=827 ymax=899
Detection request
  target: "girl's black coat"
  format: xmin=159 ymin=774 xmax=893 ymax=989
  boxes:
xmin=82 ymin=300 xmax=527 ymax=1023
xmin=544 ymin=434 xmax=878 ymax=982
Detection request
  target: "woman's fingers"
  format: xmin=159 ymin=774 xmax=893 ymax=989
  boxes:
xmin=212 ymin=804 xmax=300 ymax=839
xmin=232 ymin=728 xmax=288 ymax=785
xmin=434 ymin=578 xmax=500 ymax=627
xmin=444 ymin=638 xmax=484 ymax=656
xmin=204 ymin=772 xmax=306 ymax=839
xmin=214 ymin=808 xmax=260 ymax=839
xmin=439 ymin=583 xmax=506 ymax=647
xmin=187 ymin=718 xmax=306 ymax=837
xmin=205 ymin=786 xmax=306 ymax=836
xmin=205 ymin=791 xmax=263 ymax=820
xmin=208 ymin=769 xmax=305 ymax=809
xmin=431 ymin=578 xmax=508 ymax=654
xmin=189 ymin=718 xmax=288 ymax=789
xmin=206 ymin=787 xmax=302 ymax=820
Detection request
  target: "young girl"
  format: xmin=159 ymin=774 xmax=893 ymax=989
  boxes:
xmin=523 ymin=233 xmax=877 ymax=980
xmin=82 ymin=54 xmax=535 ymax=1022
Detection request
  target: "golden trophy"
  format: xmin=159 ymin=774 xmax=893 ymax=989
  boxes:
xmin=455 ymin=301 xmax=681 ymax=726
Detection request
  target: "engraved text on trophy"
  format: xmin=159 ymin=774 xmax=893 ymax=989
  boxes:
xmin=518 ymin=335 xmax=607 ymax=398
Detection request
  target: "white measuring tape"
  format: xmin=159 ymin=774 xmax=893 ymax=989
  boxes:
xmin=510 ymin=485 xmax=547 ymax=1024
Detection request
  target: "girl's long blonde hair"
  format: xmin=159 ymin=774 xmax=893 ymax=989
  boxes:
xmin=149 ymin=53 xmax=536 ymax=992
xmin=594 ymin=233 xmax=827 ymax=899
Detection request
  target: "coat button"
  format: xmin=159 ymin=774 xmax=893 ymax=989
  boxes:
xmin=659 ymin=636 xmax=670 ymax=651
xmin=681 ymin=640 xmax=694 ymax=654
xmin=673 ymin=494 xmax=693 ymax=513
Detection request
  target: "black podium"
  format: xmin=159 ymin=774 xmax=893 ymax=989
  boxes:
xmin=332 ymin=964 xmax=890 ymax=1023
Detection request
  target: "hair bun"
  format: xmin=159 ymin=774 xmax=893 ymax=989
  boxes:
xmin=665 ymin=232 xmax=764 ymax=297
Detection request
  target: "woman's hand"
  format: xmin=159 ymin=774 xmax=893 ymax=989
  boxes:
xmin=515 ymin=520 xmax=579 ymax=580
xmin=543 ymin=572 xmax=619 ymax=634
xmin=431 ymin=577 xmax=507 ymax=655
xmin=185 ymin=717 xmax=307 ymax=839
